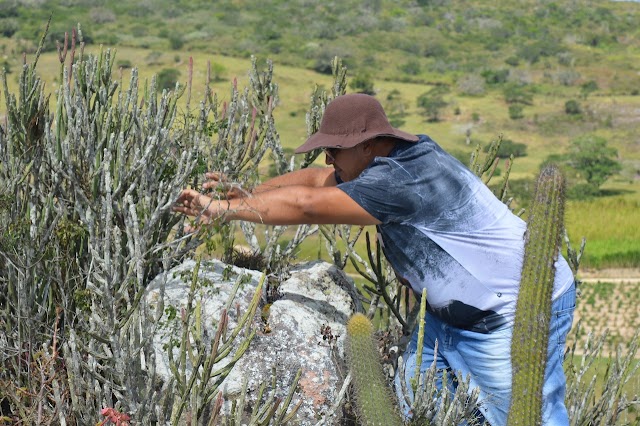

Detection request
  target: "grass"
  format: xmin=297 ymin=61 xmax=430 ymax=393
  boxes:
xmin=566 ymin=197 xmax=640 ymax=269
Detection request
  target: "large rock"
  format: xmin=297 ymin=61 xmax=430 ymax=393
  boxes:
xmin=145 ymin=258 xmax=363 ymax=424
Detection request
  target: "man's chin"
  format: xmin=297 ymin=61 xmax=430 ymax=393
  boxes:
xmin=336 ymin=171 xmax=349 ymax=182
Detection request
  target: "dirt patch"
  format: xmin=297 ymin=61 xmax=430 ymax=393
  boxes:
xmin=579 ymin=267 xmax=640 ymax=281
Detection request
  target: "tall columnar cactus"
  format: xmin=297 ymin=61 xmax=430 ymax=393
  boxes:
xmin=346 ymin=313 xmax=403 ymax=426
xmin=508 ymin=164 xmax=566 ymax=425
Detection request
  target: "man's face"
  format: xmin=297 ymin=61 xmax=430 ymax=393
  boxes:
xmin=324 ymin=143 xmax=372 ymax=182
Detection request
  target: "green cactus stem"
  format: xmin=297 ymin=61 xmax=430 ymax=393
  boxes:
xmin=346 ymin=313 xmax=403 ymax=426
xmin=508 ymin=164 xmax=566 ymax=425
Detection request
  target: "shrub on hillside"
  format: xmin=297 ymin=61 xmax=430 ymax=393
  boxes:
xmin=565 ymin=99 xmax=582 ymax=115
xmin=168 ymin=34 xmax=185 ymax=50
xmin=423 ymin=40 xmax=448 ymax=58
xmin=157 ymin=67 xmax=181 ymax=90
xmin=349 ymin=72 xmax=375 ymax=95
xmin=508 ymin=104 xmax=524 ymax=120
xmin=483 ymin=138 xmax=528 ymax=158
xmin=516 ymin=39 xmax=563 ymax=64
xmin=457 ymin=74 xmax=486 ymax=96
xmin=0 ymin=17 xmax=18 ymax=37
xmin=580 ymin=80 xmax=598 ymax=98
xmin=503 ymin=82 xmax=534 ymax=105
xmin=505 ymin=56 xmax=520 ymax=67
xmin=567 ymin=182 xmax=602 ymax=200
xmin=311 ymin=46 xmax=351 ymax=74
xmin=481 ymin=68 xmax=509 ymax=85
xmin=399 ymin=59 xmax=421 ymax=76
xmin=89 ymin=7 xmax=116 ymax=24
xmin=117 ymin=59 xmax=133 ymax=69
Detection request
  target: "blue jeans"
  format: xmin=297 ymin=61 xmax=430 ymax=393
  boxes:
xmin=395 ymin=282 xmax=576 ymax=425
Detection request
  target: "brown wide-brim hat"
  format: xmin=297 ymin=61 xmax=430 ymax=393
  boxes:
xmin=294 ymin=93 xmax=419 ymax=154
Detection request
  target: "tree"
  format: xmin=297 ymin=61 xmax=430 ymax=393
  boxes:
xmin=567 ymin=135 xmax=621 ymax=189
xmin=417 ymin=86 xmax=449 ymax=122
xmin=384 ymin=89 xmax=408 ymax=128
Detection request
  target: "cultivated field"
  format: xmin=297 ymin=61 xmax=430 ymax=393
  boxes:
xmin=570 ymin=271 xmax=640 ymax=356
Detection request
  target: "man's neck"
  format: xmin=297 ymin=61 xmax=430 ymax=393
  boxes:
xmin=371 ymin=139 xmax=398 ymax=157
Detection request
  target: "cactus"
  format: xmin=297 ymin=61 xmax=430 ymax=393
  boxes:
xmin=346 ymin=313 xmax=404 ymax=426
xmin=508 ymin=164 xmax=566 ymax=425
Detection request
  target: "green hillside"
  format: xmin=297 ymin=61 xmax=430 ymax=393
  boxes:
xmin=1 ymin=0 xmax=639 ymax=268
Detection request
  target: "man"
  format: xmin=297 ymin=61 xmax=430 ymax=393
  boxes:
xmin=173 ymin=93 xmax=576 ymax=425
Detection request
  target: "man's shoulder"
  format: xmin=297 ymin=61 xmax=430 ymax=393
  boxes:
xmin=374 ymin=135 xmax=458 ymax=177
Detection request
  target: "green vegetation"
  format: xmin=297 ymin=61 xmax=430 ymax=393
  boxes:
xmin=417 ymin=85 xmax=449 ymax=122
xmin=483 ymin=138 xmax=528 ymax=158
xmin=567 ymin=135 xmax=623 ymax=190
xmin=156 ymin=67 xmax=181 ymax=90
xmin=566 ymin=198 xmax=640 ymax=269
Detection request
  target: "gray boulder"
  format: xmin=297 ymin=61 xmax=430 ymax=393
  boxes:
xmin=145 ymin=258 xmax=363 ymax=424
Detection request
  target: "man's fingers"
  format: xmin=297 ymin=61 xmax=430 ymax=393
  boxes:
xmin=202 ymin=179 xmax=247 ymax=201
xmin=202 ymin=180 xmax=227 ymax=191
xmin=174 ymin=190 xmax=213 ymax=214
xmin=205 ymin=172 xmax=226 ymax=181
xmin=175 ymin=188 xmax=199 ymax=203
xmin=184 ymin=223 xmax=199 ymax=234
xmin=203 ymin=172 xmax=227 ymax=190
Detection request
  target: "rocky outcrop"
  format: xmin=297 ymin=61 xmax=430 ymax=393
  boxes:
xmin=145 ymin=258 xmax=363 ymax=424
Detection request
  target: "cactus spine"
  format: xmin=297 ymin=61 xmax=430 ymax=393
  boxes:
xmin=346 ymin=313 xmax=403 ymax=426
xmin=508 ymin=164 xmax=566 ymax=425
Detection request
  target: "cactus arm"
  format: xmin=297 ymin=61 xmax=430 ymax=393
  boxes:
xmin=508 ymin=164 xmax=566 ymax=425
xmin=346 ymin=313 xmax=404 ymax=426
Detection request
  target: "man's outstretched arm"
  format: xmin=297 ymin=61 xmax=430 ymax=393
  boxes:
xmin=202 ymin=167 xmax=337 ymax=198
xmin=173 ymin=184 xmax=380 ymax=226
xmin=252 ymin=167 xmax=338 ymax=193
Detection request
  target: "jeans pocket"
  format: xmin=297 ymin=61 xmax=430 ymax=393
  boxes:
xmin=552 ymin=283 xmax=576 ymax=347
xmin=549 ymin=308 xmax=575 ymax=358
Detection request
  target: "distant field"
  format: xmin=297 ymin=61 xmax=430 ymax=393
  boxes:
xmin=566 ymin=196 xmax=640 ymax=269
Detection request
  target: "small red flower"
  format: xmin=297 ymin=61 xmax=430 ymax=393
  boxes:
xmin=98 ymin=407 xmax=131 ymax=426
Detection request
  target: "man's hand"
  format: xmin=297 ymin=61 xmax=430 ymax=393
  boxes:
xmin=172 ymin=189 xmax=228 ymax=228
xmin=202 ymin=172 xmax=250 ymax=199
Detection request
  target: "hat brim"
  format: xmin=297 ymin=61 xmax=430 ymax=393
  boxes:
xmin=294 ymin=128 xmax=419 ymax=154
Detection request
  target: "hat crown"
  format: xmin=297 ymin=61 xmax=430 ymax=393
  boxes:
xmin=319 ymin=94 xmax=393 ymax=139
xmin=293 ymin=93 xmax=418 ymax=154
